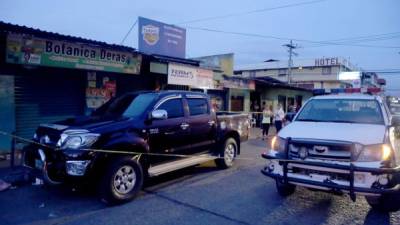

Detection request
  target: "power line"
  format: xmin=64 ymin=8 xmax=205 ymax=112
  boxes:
xmin=325 ymin=32 xmax=400 ymax=42
xmin=305 ymin=32 xmax=400 ymax=48
xmin=120 ymin=19 xmax=138 ymax=45
xmin=176 ymin=0 xmax=327 ymax=25
xmin=185 ymin=26 xmax=400 ymax=49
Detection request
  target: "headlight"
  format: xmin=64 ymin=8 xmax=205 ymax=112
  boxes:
xmin=57 ymin=131 xmax=99 ymax=149
xmin=271 ymin=136 xmax=286 ymax=152
xmin=356 ymin=144 xmax=392 ymax=162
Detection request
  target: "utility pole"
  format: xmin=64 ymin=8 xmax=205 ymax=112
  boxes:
xmin=283 ymin=40 xmax=298 ymax=84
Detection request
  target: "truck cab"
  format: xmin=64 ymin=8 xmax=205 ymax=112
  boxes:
xmin=261 ymin=94 xmax=400 ymax=212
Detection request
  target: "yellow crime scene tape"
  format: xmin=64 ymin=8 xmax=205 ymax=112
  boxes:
xmin=0 ymin=130 xmax=347 ymax=165
xmin=0 ymin=130 xmax=262 ymax=161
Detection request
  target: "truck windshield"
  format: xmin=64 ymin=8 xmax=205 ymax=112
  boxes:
xmin=296 ymin=99 xmax=384 ymax=125
xmin=92 ymin=93 xmax=157 ymax=118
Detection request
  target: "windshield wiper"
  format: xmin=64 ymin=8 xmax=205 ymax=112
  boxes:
xmin=325 ymin=120 xmax=356 ymax=123
xmin=296 ymin=119 xmax=322 ymax=122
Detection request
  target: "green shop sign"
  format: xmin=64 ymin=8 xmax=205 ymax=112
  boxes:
xmin=6 ymin=33 xmax=141 ymax=74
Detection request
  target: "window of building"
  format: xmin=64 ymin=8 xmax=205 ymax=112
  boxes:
xmin=157 ymin=98 xmax=184 ymax=119
xmin=187 ymin=98 xmax=209 ymax=115
xmin=249 ymin=71 xmax=256 ymax=78
xmin=322 ymin=67 xmax=332 ymax=75
xmin=278 ymin=68 xmax=287 ymax=76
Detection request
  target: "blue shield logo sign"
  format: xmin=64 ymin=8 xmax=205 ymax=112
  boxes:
xmin=142 ymin=25 xmax=159 ymax=46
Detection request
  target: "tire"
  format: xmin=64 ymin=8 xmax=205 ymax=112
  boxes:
xmin=215 ymin=138 xmax=237 ymax=169
xmin=366 ymin=174 xmax=400 ymax=212
xmin=366 ymin=194 xmax=400 ymax=212
xmin=276 ymin=178 xmax=296 ymax=197
xmin=98 ymin=157 xmax=143 ymax=205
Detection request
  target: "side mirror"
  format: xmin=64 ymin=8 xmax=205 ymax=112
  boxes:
xmin=151 ymin=109 xmax=168 ymax=120
xmin=392 ymin=116 xmax=400 ymax=127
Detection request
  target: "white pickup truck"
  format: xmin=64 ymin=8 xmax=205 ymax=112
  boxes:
xmin=261 ymin=94 xmax=400 ymax=212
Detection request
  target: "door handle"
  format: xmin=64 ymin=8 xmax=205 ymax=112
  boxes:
xmin=180 ymin=123 xmax=189 ymax=130
xmin=208 ymin=120 xmax=215 ymax=126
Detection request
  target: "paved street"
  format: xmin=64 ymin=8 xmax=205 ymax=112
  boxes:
xmin=1 ymin=135 xmax=400 ymax=225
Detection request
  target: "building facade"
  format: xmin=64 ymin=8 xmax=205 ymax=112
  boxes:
xmin=236 ymin=57 xmax=357 ymax=93
xmin=0 ymin=22 xmax=204 ymax=154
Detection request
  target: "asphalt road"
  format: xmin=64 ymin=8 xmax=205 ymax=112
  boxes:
xmin=1 ymin=137 xmax=400 ymax=225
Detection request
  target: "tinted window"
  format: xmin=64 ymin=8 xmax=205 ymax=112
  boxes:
xmin=296 ymin=99 xmax=384 ymax=125
xmin=188 ymin=98 xmax=209 ymax=116
xmin=123 ymin=94 xmax=157 ymax=118
xmin=93 ymin=93 xmax=157 ymax=118
xmin=157 ymin=98 xmax=184 ymax=119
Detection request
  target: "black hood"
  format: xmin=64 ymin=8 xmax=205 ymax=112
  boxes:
xmin=35 ymin=115 xmax=137 ymax=144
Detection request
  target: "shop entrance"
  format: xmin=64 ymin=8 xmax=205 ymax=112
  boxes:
xmin=14 ymin=71 xmax=86 ymax=139
xmin=230 ymin=96 xmax=244 ymax=111
xmin=0 ymin=75 xmax=15 ymax=153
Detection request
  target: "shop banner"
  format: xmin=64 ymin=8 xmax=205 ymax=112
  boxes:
xmin=138 ymin=17 xmax=186 ymax=58
xmin=222 ymin=76 xmax=255 ymax=90
xmin=168 ymin=63 xmax=197 ymax=86
xmin=196 ymin=68 xmax=214 ymax=89
xmin=86 ymin=75 xmax=117 ymax=109
xmin=6 ymin=34 xmax=142 ymax=74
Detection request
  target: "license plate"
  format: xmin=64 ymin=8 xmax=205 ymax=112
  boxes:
xmin=310 ymin=173 xmax=330 ymax=182
xmin=35 ymin=159 xmax=44 ymax=170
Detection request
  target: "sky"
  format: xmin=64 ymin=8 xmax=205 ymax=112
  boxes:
xmin=1 ymin=0 xmax=399 ymax=95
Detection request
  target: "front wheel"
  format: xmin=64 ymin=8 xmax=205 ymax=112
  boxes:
xmin=366 ymin=194 xmax=400 ymax=212
xmin=215 ymin=138 xmax=237 ymax=169
xmin=99 ymin=157 xmax=144 ymax=205
xmin=276 ymin=179 xmax=296 ymax=197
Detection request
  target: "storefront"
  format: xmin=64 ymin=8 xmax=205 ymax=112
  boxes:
xmin=0 ymin=22 xmax=147 ymax=153
xmin=221 ymin=75 xmax=255 ymax=112
xmin=146 ymin=54 xmax=200 ymax=91
xmin=252 ymin=77 xmax=313 ymax=113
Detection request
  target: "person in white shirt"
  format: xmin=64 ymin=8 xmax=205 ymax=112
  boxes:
xmin=261 ymin=105 xmax=273 ymax=140
xmin=274 ymin=104 xmax=285 ymax=133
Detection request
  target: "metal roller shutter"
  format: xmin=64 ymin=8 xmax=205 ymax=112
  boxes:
xmin=14 ymin=73 xmax=85 ymax=139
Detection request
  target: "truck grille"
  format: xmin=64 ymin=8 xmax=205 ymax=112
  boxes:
xmin=288 ymin=139 xmax=353 ymax=162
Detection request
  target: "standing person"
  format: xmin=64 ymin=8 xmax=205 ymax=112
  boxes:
xmin=274 ymin=104 xmax=285 ymax=133
xmin=261 ymin=105 xmax=273 ymax=140
xmin=253 ymin=101 xmax=261 ymax=127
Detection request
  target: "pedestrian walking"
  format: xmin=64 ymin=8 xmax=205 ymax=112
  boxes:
xmin=274 ymin=104 xmax=285 ymax=133
xmin=261 ymin=105 xmax=273 ymax=140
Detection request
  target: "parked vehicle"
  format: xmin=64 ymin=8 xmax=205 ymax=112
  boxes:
xmin=387 ymin=96 xmax=400 ymax=120
xmin=261 ymin=94 xmax=400 ymax=212
xmin=24 ymin=91 xmax=249 ymax=204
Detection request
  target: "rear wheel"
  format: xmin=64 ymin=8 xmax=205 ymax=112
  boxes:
xmin=215 ymin=138 xmax=237 ymax=169
xmin=276 ymin=179 xmax=296 ymax=197
xmin=98 ymin=157 xmax=143 ymax=205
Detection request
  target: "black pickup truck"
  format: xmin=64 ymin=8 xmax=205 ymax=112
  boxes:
xmin=24 ymin=91 xmax=249 ymax=203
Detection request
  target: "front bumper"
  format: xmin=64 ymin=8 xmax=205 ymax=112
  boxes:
xmin=23 ymin=144 xmax=93 ymax=184
xmin=261 ymin=152 xmax=400 ymax=200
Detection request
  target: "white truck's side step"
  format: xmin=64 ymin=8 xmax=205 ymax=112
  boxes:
xmin=148 ymin=154 xmax=214 ymax=177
